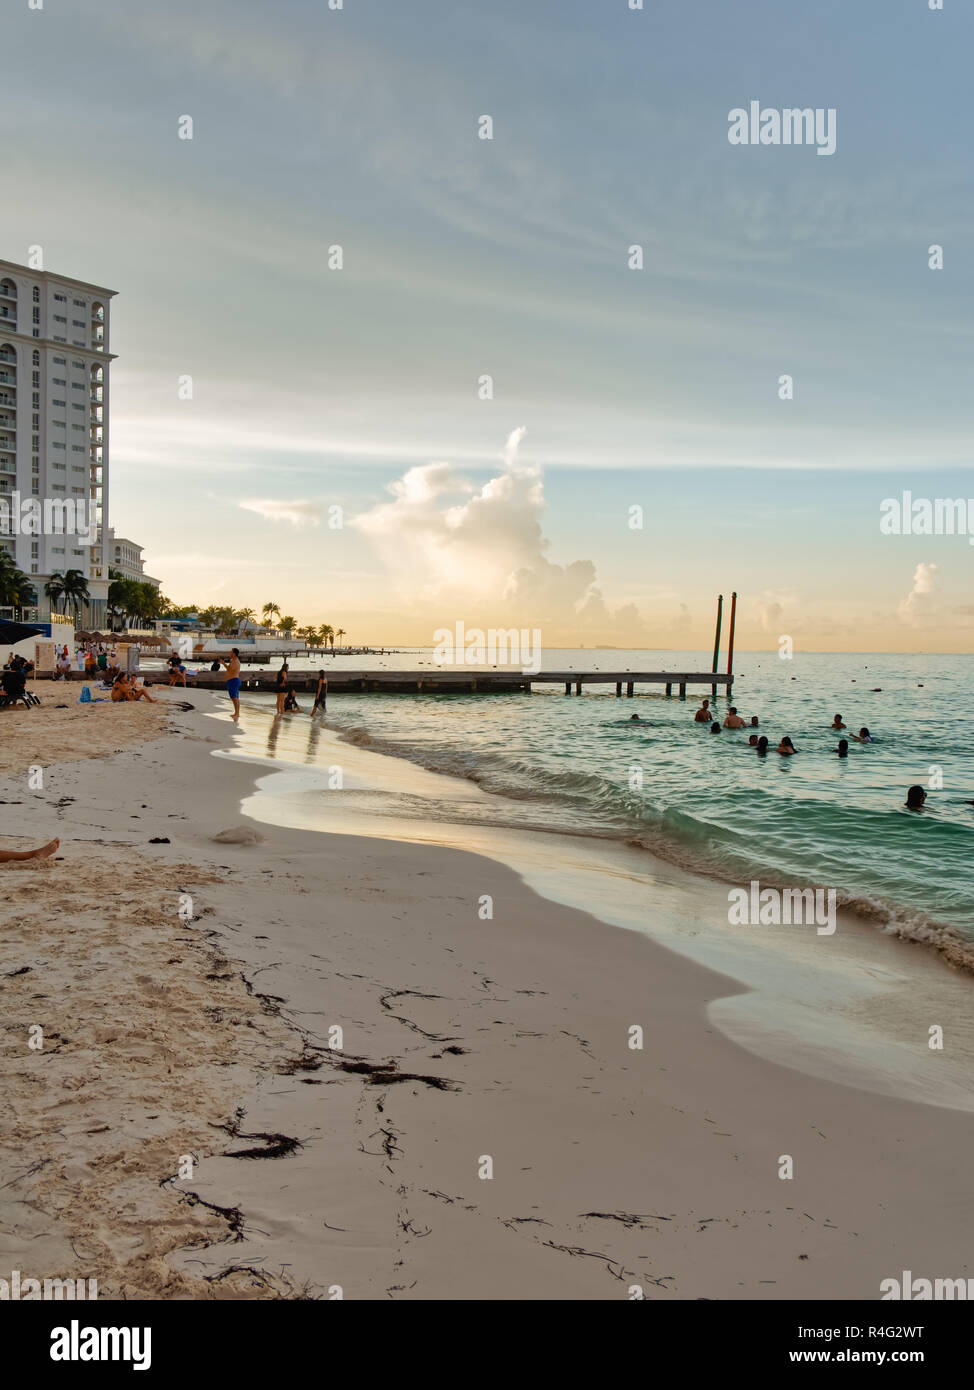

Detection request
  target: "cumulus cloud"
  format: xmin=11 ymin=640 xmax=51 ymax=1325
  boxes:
xmin=238 ymin=498 xmax=322 ymax=529
xmin=352 ymin=428 xmax=650 ymax=640
xmin=898 ymin=561 xmax=941 ymax=625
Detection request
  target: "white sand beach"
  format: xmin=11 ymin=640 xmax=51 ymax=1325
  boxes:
xmin=2 ymin=687 xmax=974 ymax=1300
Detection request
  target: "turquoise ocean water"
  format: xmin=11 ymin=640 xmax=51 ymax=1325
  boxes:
xmin=230 ymin=648 xmax=974 ymax=962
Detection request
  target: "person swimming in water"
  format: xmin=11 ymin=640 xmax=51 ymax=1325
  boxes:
xmin=849 ymin=726 xmax=872 ymax=743
xmin=710 ymin=721 xmax=721 ymax=734
xmin=629 ymin=713 xmax=643 ymax=722
xmin=905 ymin=784 xmax=926 ymax=810
xmin=756 ymin=736 xmax=769 ymax=755
xmin=748 ymin=734 xmax=758 ymax=746
xmin=830 ymin=714 xmax=846 ymax=730
xmin=749 ymin=715 xmax=759 ymax=728
xmin=833 ymin=739 xmax=849 ymax=757
xmin=776 ymin=736 xmax=798 ymax=756
xmin=722 ymin=706 xmax=746 ymax=729
xmin=693 ymin=698 xmax=712 ymax=724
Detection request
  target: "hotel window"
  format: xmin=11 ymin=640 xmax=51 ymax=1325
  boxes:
xmin=72 ymin=402 xmax=84 ymax=411
xmin=53 ymin=441 xmax=65 ymax=450
xmin=31 ymin=562 xmax=38 ymax=572
xmin=72 ymin=360 xmax=83 ymax=369
xmin=30 ymin=542 xmax=39 ymax=557
xmin=72 ymin=486 xmax=83 ymax=495
xmin=52 ymin=398 xmax=65 ymax=406
xmin=71 ymin=382 xmax=84 ymax=390
xmin=53 ymin=356 xmax=65 ymax=365
xmin=33 ymin=308 xmax=40 ymax=323
xmin=32 ymin=414 xmax=40 ymax=429
xmin=31 ymin=482 xmax=39 ymax=497
xmin=53 ymin=336 xmax=66 ymax=343
xmin=72 ymin=445 xmax=84 ymax=452
xmin=72 ymin=320 xmax=85 ymax=328
xmin=53 ymin=377 xmax=65 ymax=386
xmin=73 ymin=548 xmax=84 ymax=556
xmin=31 ymin=457 xmax=39 ymax=472
xmin=53 ymin=462 xmax=66 ymax=470
xmin=31 ymin=435 xmax=39 ymax=449
xmin=52 ymin=545 xmax=65 ymax=552
xmin=33 ymin=329 xmax=40 ymax=338
xmin=32 ymin=350 xmax=39 ymax=366
xmin=73 ymin=299 xmax=85 ymax=307
xmin=32 ymin=287 xmax=39 ymax=302
xmin=54 ymin=293 xmax=66 ymax=302
xmin=53 ymin=315 xmax=66 ymax=323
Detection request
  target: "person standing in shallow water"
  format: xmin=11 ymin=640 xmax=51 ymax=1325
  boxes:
xmin=275 ymin=661 xmax=290 ymax=715
xmin=694 ymin=698 xmax=711 ymax=723
xmin=905 ymin=785 xmax=927 ymax=810
xmin=219 ymin=647 xmax=242 ymax=721
xmin=312 ymin=670 xmax=328 ymax=716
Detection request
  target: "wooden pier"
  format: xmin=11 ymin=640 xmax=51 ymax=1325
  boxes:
xmin=127 ymin=668 xmax=735 ymax=697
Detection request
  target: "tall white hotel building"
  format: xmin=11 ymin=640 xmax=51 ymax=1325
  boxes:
xmin=0 ymin=256 xmax=116 ymax=628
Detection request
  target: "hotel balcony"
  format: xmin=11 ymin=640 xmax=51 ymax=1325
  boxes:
xmin=0 ymin=283 xmax=16 ymax=299
xmin=0 ymin=373 xmax=16 ymax=385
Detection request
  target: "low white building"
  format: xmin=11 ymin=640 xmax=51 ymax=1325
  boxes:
xmin=108 ymin=530 xmax=160 ymax=588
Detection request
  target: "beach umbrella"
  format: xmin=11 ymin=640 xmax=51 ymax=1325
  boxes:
xmin=0 ymin=616 xmax=44 ymax=645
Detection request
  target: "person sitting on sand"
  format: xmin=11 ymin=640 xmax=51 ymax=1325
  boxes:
xmin=723 ymin=706 xmax=746 ymax=729
xmin=283 ymin=688 xmax=301 ymax=713
xmin=849 ymin=726 xmax=872 ymax=743
xmin=693 ymin=698 xmax=711 ymax=724
xmin=111 ymin=673 xmax=156 ymax=704
xmin=167 ymin=656 xmax=187 ymax=687
xmin=905 ymin=785 xmax=927 ymax=810
xmin=710 ymin=721 xmax=721 ymax=734
xmin=833 ymin=739 xmax=849 ymax=758
xmin=756 ymin=736 xmax=769 ymax=755
xmin=830 ymin=714 xmax=846 ymax=730
xmin=776 ymin=736 xmax=798 ymax=756
xmin=55 ymin=652 xmax=71 ymax=679
xmin=0 ymin=837 xmax=59 ymax=862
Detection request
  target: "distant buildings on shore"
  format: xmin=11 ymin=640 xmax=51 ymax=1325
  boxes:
xmin=0 ymin=257 xmax=153 ymax=627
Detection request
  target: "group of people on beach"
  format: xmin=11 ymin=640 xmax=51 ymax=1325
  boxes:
xmin=213 ymin=650 xmax=327 ymax=723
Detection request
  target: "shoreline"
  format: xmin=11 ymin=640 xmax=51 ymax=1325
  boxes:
xmin=2 ymin=689 xmax=974 ymax=1298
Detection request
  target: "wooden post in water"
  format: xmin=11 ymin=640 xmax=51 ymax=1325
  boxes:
xmin=726 ymin=591 xmax=737 ymax=697
xmin=575 ymin=679 xmax=582 ymax=696
xmin=711 ymin=593 xmax=723 ymax=700
xmin=615 ymin=682 xmax=622 ymax=697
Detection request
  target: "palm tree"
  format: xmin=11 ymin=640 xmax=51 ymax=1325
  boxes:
xmin=296 ymin=625 xmax=317 ymax=647
xmin=60 ymin=569 xmax=90 ymax=622
xmin=279 ymin=614 xmax=296 ymax=636
xmin=0 ymin=550 xmax=35 ymax=617
xmin=261 ymin=601 xmax=280 ymax=629
xmin=44 ymin=571 xmax=66 ymax=616
xmin=335 ymin=627 xmax=346 ymax=650
xmin=319 ymin=623 xmax=334 ymax=651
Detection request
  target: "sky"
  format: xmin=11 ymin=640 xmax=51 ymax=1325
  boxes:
xmin=4 ymin=0 xmax=973 ymax=650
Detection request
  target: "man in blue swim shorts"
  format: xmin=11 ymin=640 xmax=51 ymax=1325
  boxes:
xmin=219 ymin=647 xmax=242 ymax=720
